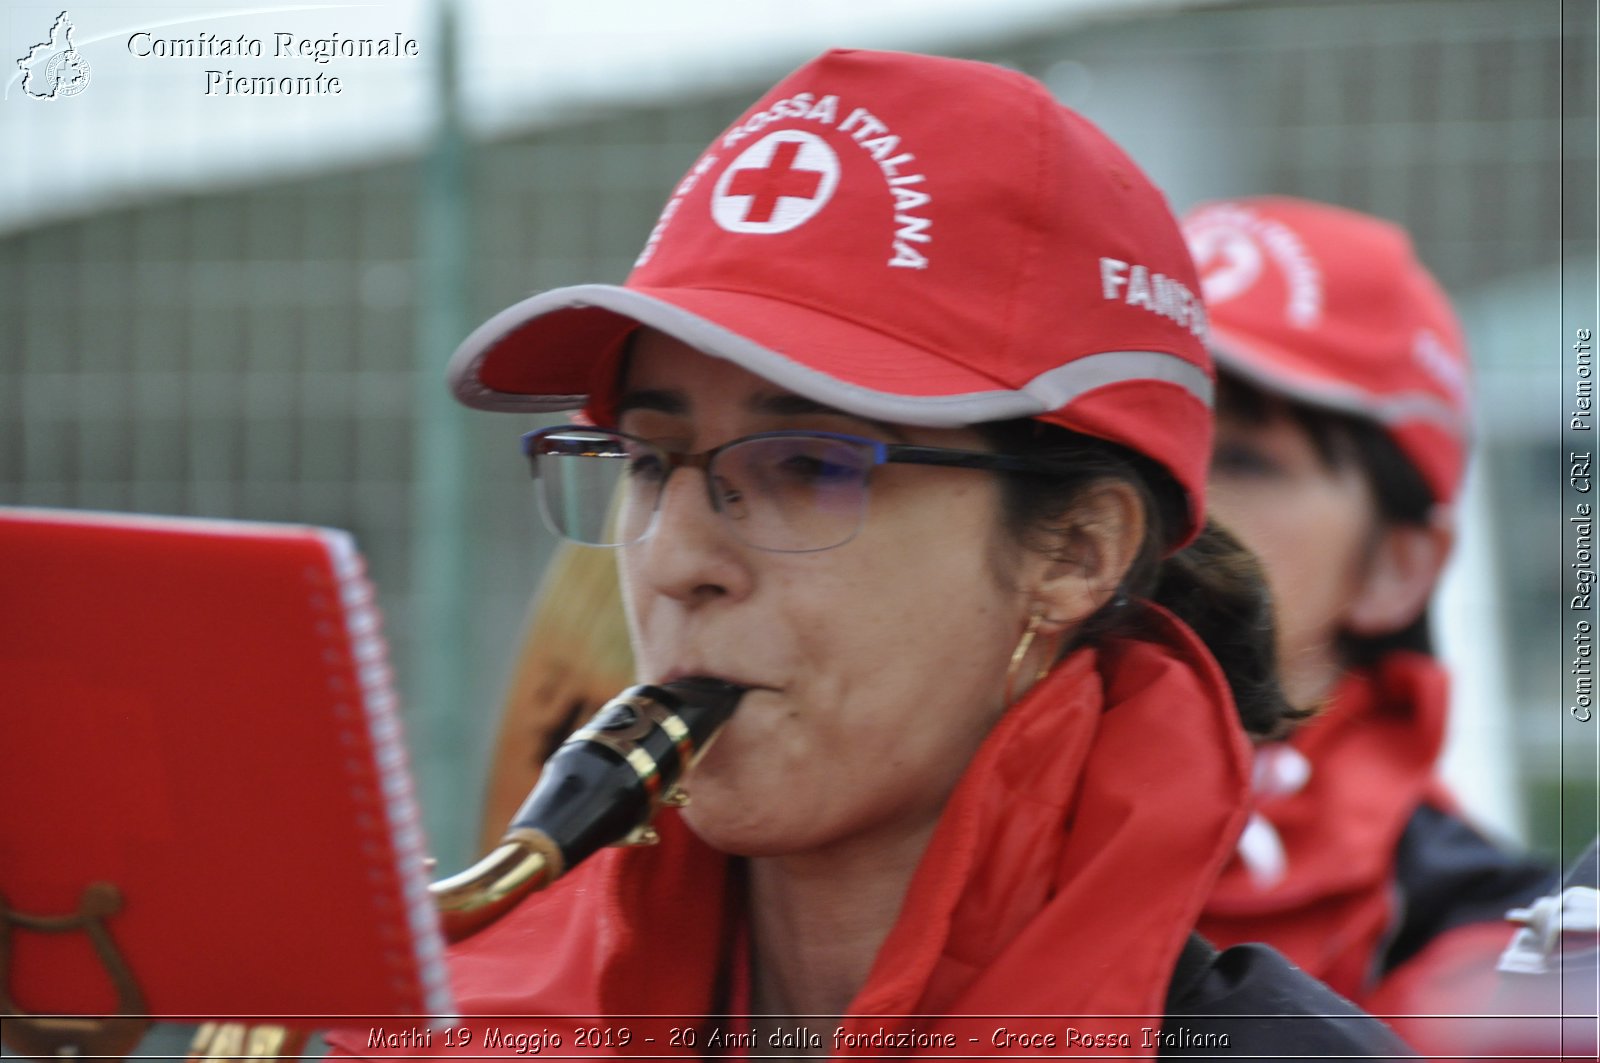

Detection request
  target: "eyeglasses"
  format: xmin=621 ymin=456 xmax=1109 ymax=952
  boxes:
xmin=522 ymin=425 xmax=1073 ymax=554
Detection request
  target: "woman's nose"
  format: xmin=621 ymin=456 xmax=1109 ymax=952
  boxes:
xmin=628 ymin=468 xmax=754 ymax=606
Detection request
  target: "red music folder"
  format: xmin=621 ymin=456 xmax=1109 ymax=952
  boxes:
xmin=0 ymin=507 xmax=453 ymax=1026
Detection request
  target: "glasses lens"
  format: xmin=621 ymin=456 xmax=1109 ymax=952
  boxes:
xmin=532 ymin=429 xmax=660 ymax=546
xmin=717 ymin=435 xmax=874 ymax=552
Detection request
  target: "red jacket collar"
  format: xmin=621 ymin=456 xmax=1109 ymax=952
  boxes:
xmin=1199 ymin=652 xmax=1449 ymax=994
xmin=442 ymin=606 xmax=1250 ymax=1053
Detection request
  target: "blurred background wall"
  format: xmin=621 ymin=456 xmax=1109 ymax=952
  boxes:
xmin=3 ymin=0 xmax=1594 ymax=875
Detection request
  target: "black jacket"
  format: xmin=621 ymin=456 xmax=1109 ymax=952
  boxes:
xmin=1162 ymin=935 xmax=1414 ymax=1061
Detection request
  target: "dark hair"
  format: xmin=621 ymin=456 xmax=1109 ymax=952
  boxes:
xmin=1215 ymin=377 xmax=1437 ymax=666
xmin=977 ymin=419 xmax=1303 ymax=742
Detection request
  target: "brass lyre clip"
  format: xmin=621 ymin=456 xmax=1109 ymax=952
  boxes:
xmin=0 ymin=881 xmax=151 ymax=1061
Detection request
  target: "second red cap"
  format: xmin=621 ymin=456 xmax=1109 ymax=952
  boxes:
xmin=1182 ymin=196 xmax=1471 ymax=506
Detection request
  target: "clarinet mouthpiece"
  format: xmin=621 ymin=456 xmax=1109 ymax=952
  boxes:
xmin=429 ymin=677 xmax=747 ymax=941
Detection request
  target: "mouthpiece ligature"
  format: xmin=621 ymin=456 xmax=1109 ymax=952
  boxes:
xmin=429 ymin=677 xmax=746 ymax=941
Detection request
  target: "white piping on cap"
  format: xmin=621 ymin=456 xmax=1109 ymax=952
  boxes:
xmin=448 ymin=283 xmax=1213 ymax=424
xmin=1212 ymin=330 xmax=1468 ymax=438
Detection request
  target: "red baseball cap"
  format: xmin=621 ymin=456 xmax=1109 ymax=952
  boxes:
xmin=448 ymin=48 xmax=1215 ymax=546
xmin=1181 ymin=196 xmax=1471 ymax=506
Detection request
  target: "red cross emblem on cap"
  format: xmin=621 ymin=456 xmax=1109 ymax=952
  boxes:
xmin=1190 ymin=223 xmax=1265 ymax=308
xmin=730 ymin=142 xmax=821 ymax=223
xmin=712 ymin=131 xmax=840 ymax=235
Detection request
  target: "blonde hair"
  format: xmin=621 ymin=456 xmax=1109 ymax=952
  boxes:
xmin=477 ymin=542 xmax=633 ymax=852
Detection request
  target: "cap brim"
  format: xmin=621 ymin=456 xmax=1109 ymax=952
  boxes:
xmin=450 ymin=284 xmax=1039 ymax=427
xmin=1209 ymin=323 xmax=1464 ymax=435
xmin=448 ymin=284 xmax=1212 ymax=431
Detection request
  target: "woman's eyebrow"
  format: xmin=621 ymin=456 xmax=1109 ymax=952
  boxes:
xmin=616 ymin=390 xmax=845 ymax=418
xmin=751 ymin=392 xmax=910 ymax=440
xmin=614 ymin=389 xmax=685 ymax=417
xmin=749 ymin=392 xmax=847 ymax=417
xmin=615 ymin=388 xmax=907 ymax=439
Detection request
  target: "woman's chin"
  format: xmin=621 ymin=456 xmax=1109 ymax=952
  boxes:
xmin=681 ymin=798 xmax=803 ymax=858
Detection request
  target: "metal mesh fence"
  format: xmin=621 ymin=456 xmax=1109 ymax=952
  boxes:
xmin=1 ymin=0 xmax=1588 ymax=865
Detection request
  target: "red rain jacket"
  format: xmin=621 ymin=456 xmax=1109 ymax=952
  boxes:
xmin=332 ymin=610 xmax=1409 ymax=1060
xmin=1199 ymin=652 xmax=1554 ymax=1056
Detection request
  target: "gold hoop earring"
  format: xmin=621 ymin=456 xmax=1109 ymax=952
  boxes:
xmin=1005 ymin=612 xmax=1052 ymax=707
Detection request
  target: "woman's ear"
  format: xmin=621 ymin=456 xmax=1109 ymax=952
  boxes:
xmin=1343 ymin=510 xmax=1453 ymax=638
xmin=1028 ymin=479 xmax=1146 ymax=634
